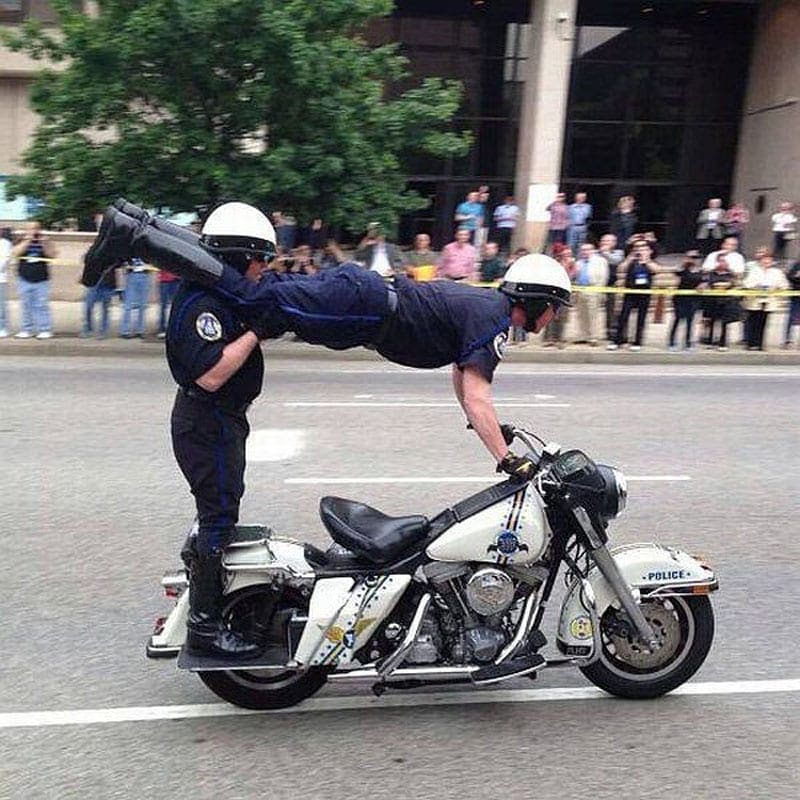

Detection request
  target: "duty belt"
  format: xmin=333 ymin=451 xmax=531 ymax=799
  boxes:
xmin=177 ymin=386 xmax=250 ymax=415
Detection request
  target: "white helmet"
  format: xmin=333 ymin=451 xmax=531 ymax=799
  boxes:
xmin=499 ymin=253 xmax=572 ymax=330
xmin=200 ymin=202 xmax=277 ymax=269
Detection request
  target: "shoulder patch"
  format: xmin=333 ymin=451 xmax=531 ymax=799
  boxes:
xmin=196 ymin=312 xmax=223 ymax=342
xmin=493 ymin=331 xmax=508 ymax=360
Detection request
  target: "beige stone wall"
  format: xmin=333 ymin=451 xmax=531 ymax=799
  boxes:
xmin=0 ymin=74 xmax=37 ymax=174
xmin=732 ymin=0 xmax=800 ymax=259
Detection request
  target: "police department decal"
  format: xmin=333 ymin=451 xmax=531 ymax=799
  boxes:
xmin=493 ymin=332 xmax=508 ymax=360
xmin=196 ymin=312 xmax=222 ymax=341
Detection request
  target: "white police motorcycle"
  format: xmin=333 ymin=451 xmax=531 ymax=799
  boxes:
xmin=147 ymin=427 xmax=718 ymax=709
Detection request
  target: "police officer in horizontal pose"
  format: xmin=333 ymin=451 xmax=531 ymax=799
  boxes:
xmin=164 ymin=203 xmax=277 ymax=659
xmin=84 ymin=201 xmax=571 ymax=485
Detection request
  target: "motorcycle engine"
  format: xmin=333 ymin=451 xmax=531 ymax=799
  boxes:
xmin=465 ymin=568 xmax=516 ymax=617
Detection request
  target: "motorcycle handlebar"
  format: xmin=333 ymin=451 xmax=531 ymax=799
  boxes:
xmin=510 ymin=427 xmax=543 ymax=466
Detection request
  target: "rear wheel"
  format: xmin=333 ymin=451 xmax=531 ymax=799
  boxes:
xmin=580 ymin=596 xmax=714 ymax=699
xmin=198 ymin=586 xmax=328 ymax=710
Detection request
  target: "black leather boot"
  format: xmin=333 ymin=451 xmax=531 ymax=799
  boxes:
xmin=113 ymin=198 xmax=201 ymax=246
xmin=186 ymin=552 xmax=263 ymax=659
xmin=82 ymin=205 xmax=228 ymax=289
xmin=130 ymin=222 xmax=225 ymax=287
xmin=81 ymin=208 xmax=142 ymax=287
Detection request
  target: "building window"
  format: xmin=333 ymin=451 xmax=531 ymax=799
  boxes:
xmin=562 ymin=0 xmax=756 ymax=251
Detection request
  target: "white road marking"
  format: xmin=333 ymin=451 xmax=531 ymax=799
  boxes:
xmin=246 ymin=429 xmax=306 ymax=462
xmin=284 ymin=475 xmax=691 ymax=485
xmin=283 ymin=401 xmax=570 ymax=408
xmin=2 ymin=678 xmax=798 ymax=729
xmin=353 ymin=394 xmax=374 ymax=399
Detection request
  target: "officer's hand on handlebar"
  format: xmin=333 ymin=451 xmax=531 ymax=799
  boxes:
xmin=497 ymin=452 xmax=537 ymax=482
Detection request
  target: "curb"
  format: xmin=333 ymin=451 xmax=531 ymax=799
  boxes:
xmin=1 ymin=337 xmax=799 ymax=366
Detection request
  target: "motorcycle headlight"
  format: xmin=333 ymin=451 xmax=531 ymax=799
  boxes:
xmin=597 ymin=465 xmax=627 ymax=521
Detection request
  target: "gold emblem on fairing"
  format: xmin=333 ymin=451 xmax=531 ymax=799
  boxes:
xmin=324 ymin=619 xmax=375 ymax=643
xmin=569 ymin=616 xmax=593 ymax=640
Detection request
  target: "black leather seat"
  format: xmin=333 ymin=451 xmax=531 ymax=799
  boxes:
xmin=319 ymin=497 xmax=430 ymax=565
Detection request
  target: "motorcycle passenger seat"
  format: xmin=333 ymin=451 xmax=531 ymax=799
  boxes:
xmin=319 ymin=497 xmax=430 ymax=565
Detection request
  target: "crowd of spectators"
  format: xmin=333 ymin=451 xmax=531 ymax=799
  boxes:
xmin=0 ymin=192 xmax=797 ymax=351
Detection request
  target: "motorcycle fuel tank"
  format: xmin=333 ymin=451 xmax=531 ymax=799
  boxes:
xmin=427 ymin=483 xmax=550 ymax=566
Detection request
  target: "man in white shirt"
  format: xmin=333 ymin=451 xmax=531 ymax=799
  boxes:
xmin=492 ymin=194 xmax=520 ymax=253
xmin=702 ymin=236 xmax=745 ymax=277
xmin=771 ymin=201 xmax=798 ymax=261
xmin=573 ymin=242 xmax=609 ymax=345
xmin=354 ymin=222 xmax=403 ymax=277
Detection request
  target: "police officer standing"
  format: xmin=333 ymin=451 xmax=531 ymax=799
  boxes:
xmin=166 ymin=203 xmax=277 ymax=659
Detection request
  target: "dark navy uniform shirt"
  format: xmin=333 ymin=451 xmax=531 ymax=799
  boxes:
xmin=166 ymin=281 xmax=264 ymax=408
xmin=377 ymin=278 xmax=511 ymax=382
xmin=214 ymin=264 xmax=511 ymax=382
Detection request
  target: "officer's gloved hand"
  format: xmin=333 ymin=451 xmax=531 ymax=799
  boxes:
xmin=497 ymin=452 xmax=537 ymax=482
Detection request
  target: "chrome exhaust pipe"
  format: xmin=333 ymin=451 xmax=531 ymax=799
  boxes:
xmin=376 ymin=593 xmax=432 ymax=678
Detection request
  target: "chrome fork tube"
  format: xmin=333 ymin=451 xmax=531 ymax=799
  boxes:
xmin=591 ymin=544 xmax=658 ymax=648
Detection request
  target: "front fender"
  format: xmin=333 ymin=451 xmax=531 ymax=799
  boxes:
xmin=557 ymin=543 xmax=718 ymax=658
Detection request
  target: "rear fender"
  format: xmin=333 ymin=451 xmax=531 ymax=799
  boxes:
xmin=557 ymin=543 xmax=718 ymax=659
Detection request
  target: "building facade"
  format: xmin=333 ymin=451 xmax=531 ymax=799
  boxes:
xmin=1 ymin=0 xmax=798 ymax=257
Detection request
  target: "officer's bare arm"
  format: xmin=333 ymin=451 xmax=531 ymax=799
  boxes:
xmin=454 ymin=365 xmax=507 ymax=462
xmin=196 ymin=331 xmax=259 ymax=393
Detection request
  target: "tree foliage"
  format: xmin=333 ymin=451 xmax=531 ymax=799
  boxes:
xmin=3 ymin=0 xmax=470 ymax=231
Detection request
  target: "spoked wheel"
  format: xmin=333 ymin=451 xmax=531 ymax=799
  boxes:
xmin=580 ymin=596 xmax=714 ymax=699
xmin=198 ymin=586 xmax=328 ymax=710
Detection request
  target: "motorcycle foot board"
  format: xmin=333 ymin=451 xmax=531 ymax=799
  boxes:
xmin=176 ymin=644 xmax=290 ymax=672
xmin=472 ymin=653 xmax=547 ymax=685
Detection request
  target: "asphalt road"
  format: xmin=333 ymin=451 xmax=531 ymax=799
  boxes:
xmin=0 ymin=355 xmax=798 ymax=799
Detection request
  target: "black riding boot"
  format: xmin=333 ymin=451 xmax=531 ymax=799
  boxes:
xmin=186 ymin=552 xmax=263 ymax=659
xmin=81 ymin=205 xmax=227 ymax=289
xmin=81 ymin=208 xmax=142 ymax=286
xmin=113 ymin=198 xmax=201 ymax=246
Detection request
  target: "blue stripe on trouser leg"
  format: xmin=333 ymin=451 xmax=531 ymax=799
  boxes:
xmin=170 ymin=395 xmax=246 ymax=558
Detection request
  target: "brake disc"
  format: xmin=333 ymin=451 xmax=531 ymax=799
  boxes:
xmin=605 ymin=602 xmax=682 ymax=670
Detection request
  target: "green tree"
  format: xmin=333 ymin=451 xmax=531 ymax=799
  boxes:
xmin=3 ymin=0 xmax=470 ymax=231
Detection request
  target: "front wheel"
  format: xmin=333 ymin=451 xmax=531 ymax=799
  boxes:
xmin=198 ymin=586 xmax=328 ymax=710
xmin=580 ymin=595 xmax=714 ymax=699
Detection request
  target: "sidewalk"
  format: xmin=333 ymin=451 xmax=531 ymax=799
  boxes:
xmin=1 ymin=299 xmax=799 ymax=365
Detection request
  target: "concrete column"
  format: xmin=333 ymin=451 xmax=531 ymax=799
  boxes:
xmin=731 ymin=0 xmax=800 ymax=260
xmin=513 ymin=0 xmax=577 ymax=252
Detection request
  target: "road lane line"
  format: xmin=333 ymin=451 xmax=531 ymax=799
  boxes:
xmin=283 ymin=475 xmax=691 ymax=485
xmin=282 ymin=402 xmax=571 ymax=408
xmin=246 ymin=429 xmax=306 ymax=462
xmin=2 ymin=678 xmax=798 ymax=729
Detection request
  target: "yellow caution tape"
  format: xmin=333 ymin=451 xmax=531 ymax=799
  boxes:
xmin=15 ymin=256 xmax=160 ymax=271
xmin=14 ymin=257 xmax=800 ymax=296
xmin=470 ymin=280 xmax=800 ymax=297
